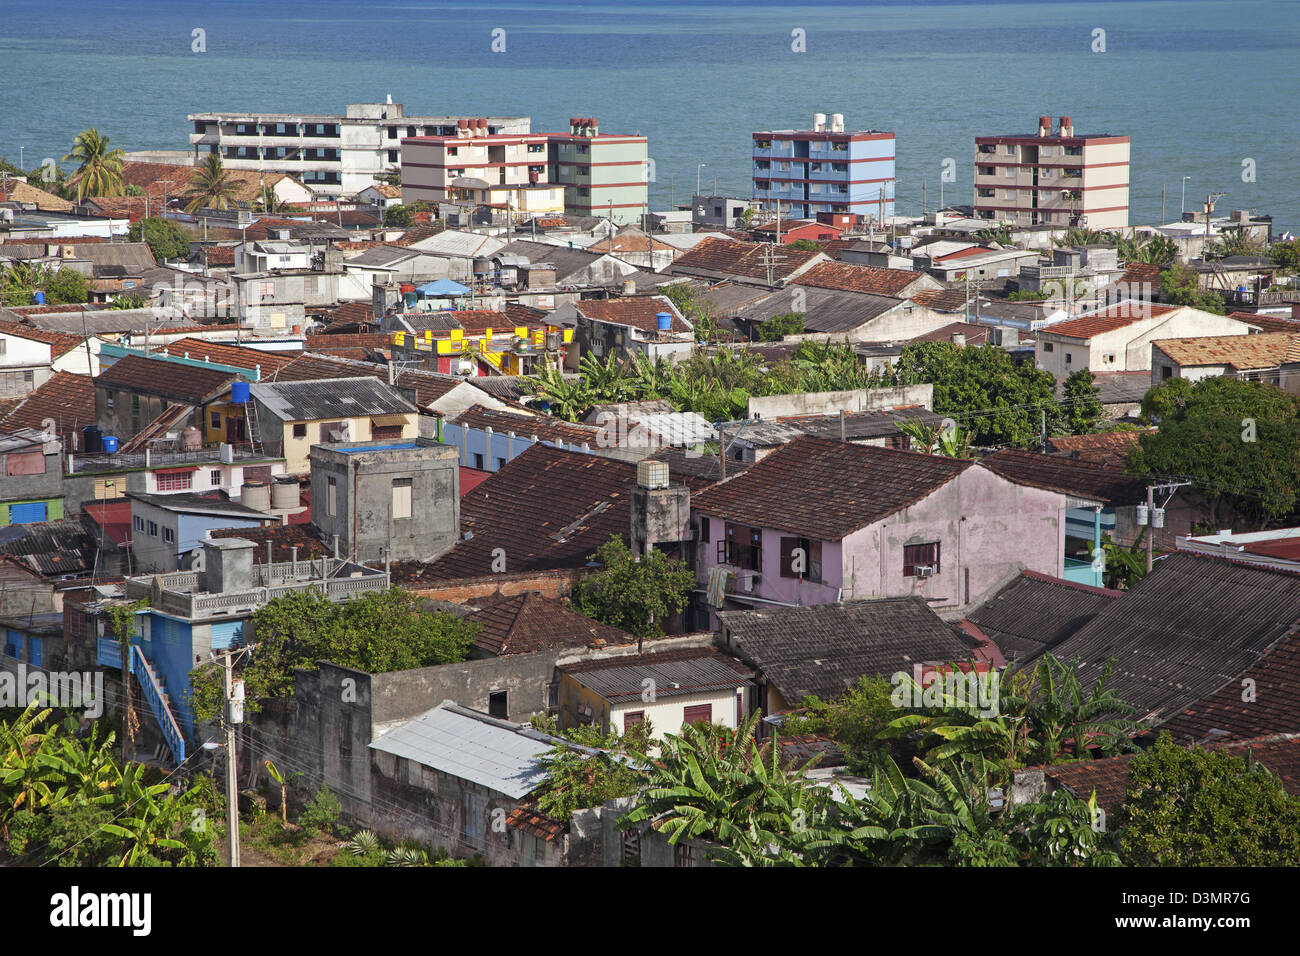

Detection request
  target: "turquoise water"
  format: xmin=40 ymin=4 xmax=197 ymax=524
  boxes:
xmin=1 ymin=0 xmax=1297 ymax=230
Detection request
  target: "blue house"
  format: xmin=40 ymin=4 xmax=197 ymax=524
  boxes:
xmin=753 ymin=114 xmax=896 ymax=221
xmin=126 ymin=491 xmax=268 ymax=573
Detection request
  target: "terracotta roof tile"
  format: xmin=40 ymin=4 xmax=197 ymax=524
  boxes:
xmin=97 ymin=354 xmax=238 ymax=404
xmin=795 ymin=261 xmax=924 ymax=296
xmin=0 ymin=319 xmax=83 ymax=358
xmin=1047 ymin=430 xmax=1154 ymax=468
xmin=452 ymin=404 xmax=599 ymax=447
xmin=574 ymin=296 xmax=690 ymax=333
xmin=1041 ymin=303 xmax=1178 ymax=340
xmin=466 ymin=591 xmax=634 ymax=656
xmin=151 ymin=337 xmax=296 ymax=374
xmin=670 ymin=237 xmax=824 ymax=283
xmin=1151 ymin=331 xmax=1298 ymax=370
xmin=0 ymin=371 xmax=95 ymax=444
xmin=980 ymin=448 xmax=1147 ymax=505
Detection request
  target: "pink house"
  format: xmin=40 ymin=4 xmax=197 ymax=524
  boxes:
xmin=691 ymin=436 xmax=1069 ymax=625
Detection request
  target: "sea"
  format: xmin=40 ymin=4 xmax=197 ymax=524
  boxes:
xmin=1 ymin=0 xmax=1297 ymax=232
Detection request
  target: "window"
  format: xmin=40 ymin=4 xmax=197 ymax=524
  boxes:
xmin=1161 ymin=366 xmax=1174 ymax=380
xmin=326 ymin=476 xmax=337 ymax=516
xmin=391 ymin=477 xmax=412 ymax=519
xmin=1065 ymin=352 xmax=1072 ymax=366
xmin=473 ymin=453 xmax=485 ymax=470
xmin=164 ymin=528 xmax=174 ymax=544
xmin=674 ymin=843 xmax=697 ymax=868
xmin=699 ymin=516 xmax=710 ymax=546
xmin=211 ymin=469 xmax=222 ymax=486
xmin=319 ymin=422 xmax=346 ymax=442
xmin=495 ymin=457 xmax=506 ymax=470
xmin=387 ymin=149 xmax=398 ymax=163
xmin=1104 ymin=353 xmax=1116 ymax=363
xmin=683 ymin=704 xmax=712 ymax=727
xmin=147 ymin=521 xmax=158 ymax=538
xmin=624 ymin=711 xmax=645 ymax=732
xmin=293 ymin=423 xmax=307 ymax=438
xmin=135 ymin=516 xmax=145 ymax=532
xmin=488 ymin=691 xmax=508 ymax=719
xmin=155 ymin=471 xmax=193 ymax=492
xmin=620 ymin=828 xmax=642 ymax=867
xmin=1043 ymin=342 xmax=1054 ymax=353
xmin=210 ymin=411 xmax=221 ymax=429
xmin=721 ymin=523 xmax=762 ymax=571
xmin=0 ymin=339 xmax=5 ymax=354
xmin=778 ymin=536 xmax=822 ymax=582
xmin=903 ymin=542 xmax=941 ymax=577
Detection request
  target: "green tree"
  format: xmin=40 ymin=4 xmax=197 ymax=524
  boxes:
xmin=892 ymin=341 xmax=1061 ymax=447
xmin=1116 ymin=234 xmax=1177 ymax=266
xmin=531 ymin=718 xmax=651 ymax=822
xmin=788 ymin=239 xmax=821 ymax=251
xmin=62 ymin=128 xmax=125 ymax=201
xmin=524 ymin=365 xmax=596 ymax=422
xmin=1128 ymin=376 xmax=1300 ymax=524
xmin=756 ymin=311 xmax=805 ymax=341
xmin=254 ymin=184 xmax=287 ymax=213
xmin=186 ymin=154 xmax=240 ymax=213
xmin=1159 ymin=263 xmax=1225 ymax=313
xmin=383 ymin=204 xmax=413 ymax=228
xmin=572 ymin=535 xmax=695 ymax=639
xmin=44 ymin=268 xmax=90 ymax=305
xmin=1060 ymin=368 xmax=1105 ymax=435
xmin=1119 ymin=733 xmax=1300 ymax=866
xmin=780 ymin=676 xmax=901 ymax=773
xmin=1269 ymin=238 xmax=1300 ymax=274
xmin=129 ymin=216 xmax=192 ymax=262
xmin=190 ymin=588 xmax=478 ymax=717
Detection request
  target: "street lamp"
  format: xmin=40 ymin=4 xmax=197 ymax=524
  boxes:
xmin=697 ymin=163 xmax=708 ymax=198
xmin=1180 ymin=176 xmax=1191 ymax=217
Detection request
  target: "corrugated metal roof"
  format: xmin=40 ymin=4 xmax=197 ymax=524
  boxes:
xmin=250 ymin=376 xmax=416 ymax=422
xmin=368 ymin=701 xmax=560 ymax=798
xmin=563 ymin=650 xmax=753 ymax=702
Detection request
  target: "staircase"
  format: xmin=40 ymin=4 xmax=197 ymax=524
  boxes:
xmin=129 ymin=645 xmax=187 ymax=767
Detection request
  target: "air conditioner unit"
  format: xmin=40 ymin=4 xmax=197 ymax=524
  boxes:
xmin=915 ymin=565 xmax=935 ymax=578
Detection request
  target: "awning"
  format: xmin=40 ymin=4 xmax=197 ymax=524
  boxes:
xmin=370 ymin=415 xmax=410 ymax=427
xmin=154 ymin=466 xmax=199 ymax=475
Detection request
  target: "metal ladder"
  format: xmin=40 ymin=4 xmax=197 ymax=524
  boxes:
xmin=243 ymin=392 xmax=263 ymax=457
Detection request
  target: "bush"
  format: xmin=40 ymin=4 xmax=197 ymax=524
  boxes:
xmin=299 ymin=787 xmax=341 ymax=835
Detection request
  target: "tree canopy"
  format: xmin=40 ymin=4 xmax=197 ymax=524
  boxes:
xmin=572 ymin=536 xmax=695 ymax=639
xmin=130 ymin=216 xmax=192 ymax=262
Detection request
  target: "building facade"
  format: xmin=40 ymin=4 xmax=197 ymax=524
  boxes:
xmin=400 ymin=121 xmax=554 ymax=211
xmin=188 ymin=103 xmax=529 ymax=196
xmin=973 ymin=116 xmax=1130 ymax=230
xmin=546 ymin=118 xmax=649 ymax=225
xmin=752 ymin=113 xmax=895 ymax=221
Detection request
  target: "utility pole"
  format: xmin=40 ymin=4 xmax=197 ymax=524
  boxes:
xmin=1145 ymin=485 xmax=1155 ymax=572
xmin=922 ymin=179 xmax=927 ymax=219
xmin=669 ymin=174 xmax=674 ymax=208
xmin=1161 ymin=183 xmax=1166 ymax=226
xmin=220 ymin=647 xmax=243 ymax=867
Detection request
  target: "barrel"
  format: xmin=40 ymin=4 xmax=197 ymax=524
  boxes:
xmin=270 ymin=477 xmax=298 ymax=510
xmin=101 ymin=435 xmax=119 ymax=454
xmin=82 ymin=425 xmax=103 ymax=454
xmin=231 ymin=380 xmax=251 ymax=404
xmin=241 ymin=481 xmax=271 ymax=512
xmin=655 ymin=311 xmax=672 ymax=332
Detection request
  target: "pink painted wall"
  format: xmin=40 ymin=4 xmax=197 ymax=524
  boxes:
xmin=695 ymin=463 xmax=1065 ymax=616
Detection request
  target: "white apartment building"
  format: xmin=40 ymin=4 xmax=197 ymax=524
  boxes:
xmin=188 ymin=102 xmax=529 ymax=197
xmin=974 ymin=115 xmax=1130 ymax=231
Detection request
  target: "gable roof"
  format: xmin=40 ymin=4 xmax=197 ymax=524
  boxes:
xmin=669 ymin=237 xmax=826 ymax=284
xmin=1047 ymin=430 xmax=1152 ymax=468
xmin=735 ymin=286 xmax=903 ymax=334
xmin=0 ymin=371 xmax=95 ymax=443
xmin=0 ymin=318 xmax=83 ymax=358
xmin=963 ymin=570 xmax=1123 ymax=663
xmin=368 ymin=701 xmax=562 ymax=799
xmin=573 ymin=296 xmax=690 ymax=333
xmin=420 ymin=444 xmax=638 ymax=580
xmin=1046 ymin=553 xmax=1300 ymax=726
xmin=560 ymin=648 xmax=754 ymax=702
xmin=0 ymin=180 xmax=75 ymax=211
xmin=980 ymin=448 xmax=1147 ymax=506
xmin=150 ymin=338 xmax=297 ymax=374
xmin=466 ymin=592 xmax=635 ymax=656
xmin=794 ymin=261 xmax=926 ymax=296
xmin=452 ymin=404 xmax=599 ymax=447
xmin=1152 ymin=331 xmax=1300 ymax=370
xmin=718 ymin=597 xmax=977 ymax=704
xmin=691 ymin=435 xmax=972 ymax=540
xmin=97 ymin=354 xmax=238 ymax=404
xmin=1040 ymin=303 xmax=1179 ymax=340
xmin=250 ymin=377 xmax=415 ymax=422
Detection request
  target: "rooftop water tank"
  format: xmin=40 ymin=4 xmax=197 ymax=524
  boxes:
xmin=655 ymin=311 xmax=672 ymax=332
xmin=101 ymin=435 xmax=119 ymax=454
xmin=82 ymin=425 xmax=102 ymax=454
xmin=231 ymin=380 xmax=251 ymax=404
xmin=241 ymin=480 xmax=271 ymax=513
xmin=270 ymin=477 xmax=298 ymax=510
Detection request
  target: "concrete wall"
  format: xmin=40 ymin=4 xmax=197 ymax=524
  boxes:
xmin=746 ymin=383 xmax=933 ymax=420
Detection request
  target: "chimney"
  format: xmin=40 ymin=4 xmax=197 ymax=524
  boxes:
xmin=1059 ymin=116 xmax=1073 ymax=137
xmin=1039 ymin=115 xmax=1052 ymax=137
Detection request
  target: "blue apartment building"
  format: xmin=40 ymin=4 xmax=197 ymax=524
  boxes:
xmin=752 ymin=113 xmax=895 ymax=221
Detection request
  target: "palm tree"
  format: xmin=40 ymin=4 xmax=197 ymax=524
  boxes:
xmin=254 ymin=183 xmax=287 ymax=213
xmin=186 ymin=154 xmax=241 ymax=213
xmin=62 ymin=128 xmax=125 ymax=200
xmin=525 ymin=366 xmax=594 ymax=422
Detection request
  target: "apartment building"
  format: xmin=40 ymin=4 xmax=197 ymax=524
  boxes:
xmin=188 ymin=102 xmax=529 ymax=196
xmin=546 ymin=117 xmax=649 ymax=225
xmin=752 ymin=113 xmax=895 ymax=221
xmin=399 ymin=119 xmax=564 ymax=217
xmin=973 ymin=115 xmax=1130 ymax=230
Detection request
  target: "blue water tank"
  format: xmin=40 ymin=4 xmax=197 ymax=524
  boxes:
xmin=102 ymin=435 xmax=119 ymax=454
xmin=655 ymin=311 xmax=672 ymax=332
xmin=231 ymin=380 xmax=251 ymax=404
xmin=82 ymin=425 xmax=102 ymax=454
xmin=33 ymin=291 xmax=45 ymax=305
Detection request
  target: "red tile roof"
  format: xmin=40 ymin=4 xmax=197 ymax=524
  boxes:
xmin=151 ymin=337 xmax=297 ymax=374
xmin=1229 ymin=312 xmax=1300 ymax=334
xmin=692 ymin=435 xmax=972 ymax=540
xmin=453 ymin=405 xmax=600 ymax=447
xmin=1151 ymin=331 xmax=1298 ymax=370
xmin=97 ymin=354 xmax=238 ymax=404
xmin=466 ymin=591 xmax=634 ymax=656
xmin=505 ymin=798 xmax=566 ymax=841
xmin=795 ymin=261 xmax=924 ymax=296
xmin=304 ymin=333 xmax=391 ymax=351
xmin=209 ymin=522 xmax=326 ymax=563
xmin=0 ymin=371 xmax=95 ymax=444
xmin=980 ymin=448 xmax=1148 ymax=505
xmin=671 ymin=237 xmax=824 ymax=283
xmin=1041 ymin=303 xmax=1178 ymax=340
xmin=82 ymin=501 xmax=133 ymax=548
xmin=1047 ymin=429 xmax=1153 ymax=468
xmin=0 ymin=319 xmax=84 ymax=358
xmin=574 ymin=296 xmax=689 ymax=333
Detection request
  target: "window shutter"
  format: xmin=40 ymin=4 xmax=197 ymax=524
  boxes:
xmin=779 ymin=536 xmax=796 ymax=578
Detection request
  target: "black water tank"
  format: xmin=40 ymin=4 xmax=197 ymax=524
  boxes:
xmin=82 ymin=425 xmax=102 ymax=454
